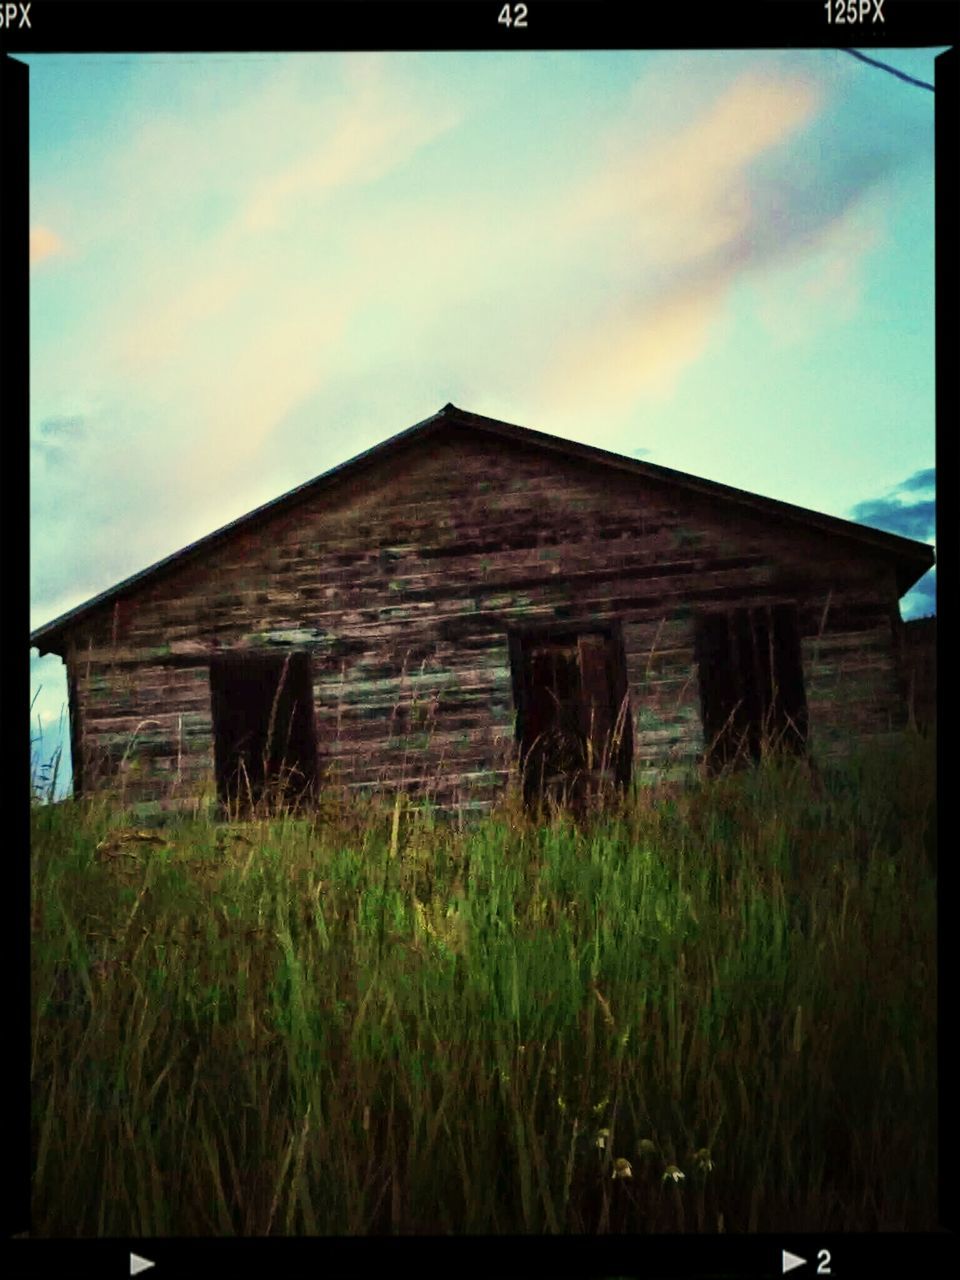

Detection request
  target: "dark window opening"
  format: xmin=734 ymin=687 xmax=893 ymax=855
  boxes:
xmin=209 ymin=651 xmax=318 ymax=814
xmin=695 ymin=603 xmax=808 ymax=772
xmin=509 ymin=625 xmax=633 ymax=810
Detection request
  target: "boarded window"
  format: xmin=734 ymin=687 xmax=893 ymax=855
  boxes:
xmin=209 ymin=651 xmax=318 ymax=813
xmin=695 ymin=604 xmax=808 ymax=771
xmin=509 ymin=626 xmax=632 ymax=808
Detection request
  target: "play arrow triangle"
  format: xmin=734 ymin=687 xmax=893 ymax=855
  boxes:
xmin=782 ymin=1250 xmax=806 ymax=1274
xmin=130 ymin=1254 xmax=155 ymax=1276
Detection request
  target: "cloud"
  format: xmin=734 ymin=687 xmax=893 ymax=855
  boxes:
xmin=30 ymin=54 xmax=931 ymax=642
xmin=31 ymin=585 xmax=91 ymax=635
xmin=535 ymin=67 xmax=898 ymax=413
xmin=898 ymin=467 xmax=936 ymax=493
xmin=850 ymin=496 xmax=935 ymax=542
xmin=30 ymin=225 xmax=64 ymax=266
xmin=237 ymin=58 xmax=460 ymax=234
xmin=901 ymin=568 xmax=936 ymax=620
xmin=27 ymin=55 xmax=467 ymax=616
xmin=564 ymin=72 xmax=820 ymax=273
xmin=541 ymin=274 xmax=729 ymax=409
xmin=748 ymin=201 xmax=885 ymax=344
xmin=89 ymin=56 xmax=464 ymax=472
xmin=848 ymin=469 xmax=936 ymax=541
xmin=116 ymin=264 xmax=256 ymax=374
xmin=31 ymin=414 xmax=88 ymax=470
xmin=185 ymin=306 xmax=345 ymax=466
xmin=39 ymin=414 xmax=86 ymax=438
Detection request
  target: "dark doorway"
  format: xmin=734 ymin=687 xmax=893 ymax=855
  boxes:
xmin=509 ymin=626 xmax=632 ymax=810
xmin=209 ymin=651 xmax=318 ymax=813
xmin=695 ymin=603 xmax=808 ymax=771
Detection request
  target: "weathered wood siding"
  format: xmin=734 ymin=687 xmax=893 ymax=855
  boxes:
xmin=63 ymin=427 xmax=909 ymax=812
xmin=900 ymin=616 xmax=936 ymax=734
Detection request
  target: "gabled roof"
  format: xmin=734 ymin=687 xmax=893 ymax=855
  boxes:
xmin=31 ymin=403 xmax=935 ymax=656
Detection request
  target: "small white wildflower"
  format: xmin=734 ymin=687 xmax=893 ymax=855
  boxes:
xmin=662 ymin=1164 xmax=685 ymax=1183
xmin=612 ymin=1158 xmax=633 ymax=1180
xmin=692 ymin=1147 xmax=713 ymax=1173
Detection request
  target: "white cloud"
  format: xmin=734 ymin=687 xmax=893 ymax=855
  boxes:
xmin=749 ymin=200 xmax=886 ymax=344
xmin=238 ymin=58 xmax=461 ymax=233
xmin=561 ymin=72 xmax=819 ymax=272
xmin=530 ymin=68 xmax=898 ymax=416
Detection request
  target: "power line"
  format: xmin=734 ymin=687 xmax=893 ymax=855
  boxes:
xmin=840 ymin=48 xmax=935 ymax=92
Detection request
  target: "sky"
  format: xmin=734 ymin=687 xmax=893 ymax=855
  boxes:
xmin=25 ymin=48 xmax=943 ymax=798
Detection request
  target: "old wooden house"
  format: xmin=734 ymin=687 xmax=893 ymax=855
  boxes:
xmin=30 ymin=403 xmax=935 ymax=817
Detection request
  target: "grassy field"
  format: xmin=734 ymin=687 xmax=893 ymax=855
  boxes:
xmin=30 ymin=735 xmax=936 ymax=1235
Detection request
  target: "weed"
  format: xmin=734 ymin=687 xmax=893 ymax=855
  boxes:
xmin=29 ymin=729 xmax=936 ymax=1235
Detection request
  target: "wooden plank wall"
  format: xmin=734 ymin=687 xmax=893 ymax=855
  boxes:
xmin=900 ymin=615 xmax=937 ymax=735
xmin=62 ymin=428 xmax=909 ymax=813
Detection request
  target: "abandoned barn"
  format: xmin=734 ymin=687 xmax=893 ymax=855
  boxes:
xmin=30 ymin=403 xmax=935 ymax=817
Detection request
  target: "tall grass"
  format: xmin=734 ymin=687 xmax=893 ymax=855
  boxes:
xmin=30 ymin=732 xmax=936 ymax=1235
